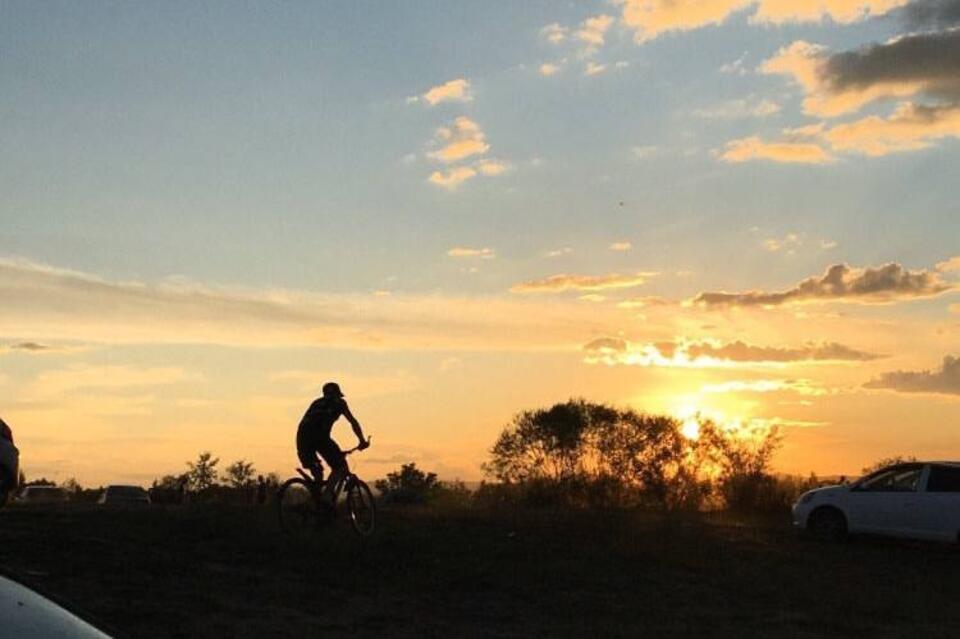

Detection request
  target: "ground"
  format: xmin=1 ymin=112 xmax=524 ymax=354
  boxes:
xmin=1 ymin=503 xmax=958 ymax=638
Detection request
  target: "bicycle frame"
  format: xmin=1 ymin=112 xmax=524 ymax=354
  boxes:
xmin=294 ymin=440 xmax=368 ymax=508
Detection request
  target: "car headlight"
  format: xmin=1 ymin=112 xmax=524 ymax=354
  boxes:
xmin=798 ymin=491 xmax=816 ymax=505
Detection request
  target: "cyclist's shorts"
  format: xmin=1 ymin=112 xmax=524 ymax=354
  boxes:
xmin=296 ymin=430 xmax=346 ymax=473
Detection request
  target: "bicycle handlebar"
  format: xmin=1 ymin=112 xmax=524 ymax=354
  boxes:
xmin=343 ymin=435 xmax=372 ymax=456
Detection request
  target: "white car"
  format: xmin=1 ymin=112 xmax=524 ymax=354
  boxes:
xmin=793 ymin=461 xmax=960 ymax=543
xmin=0 ymin=573 xmax=112 ymax=638
xmin=0 ymin=418 xmax=19 ymax=507
xmin=17 ymin=485 xmax=70 ymax=505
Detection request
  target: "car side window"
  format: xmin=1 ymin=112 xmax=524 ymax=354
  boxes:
xmin=857 ymin=466 xmax=924 ymax=492
xmin=926 ymin=466 xmax=960 ymax=493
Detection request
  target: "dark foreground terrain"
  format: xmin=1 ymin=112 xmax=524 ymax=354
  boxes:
xmin=1 ymin=503 xmax=958 ymax=638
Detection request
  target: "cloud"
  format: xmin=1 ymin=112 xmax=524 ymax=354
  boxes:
xmin=475 ymin=159 xmax=511 ymax=176
xmin=700 ymin=378 xmax=829 ymax=396
xmin=544 ymin=247 xmax=573 ymax=258
xmin=746 ymin=10 xmax=960 ymax=159
xmin=693 ymin=97 xmax=781 ymax=119
xmin=420 ymin=78 xmax=472 ymax=106
xmin=585 ymin=61 xmax=607 ymax=76
xmin=583 ymin=337 xmax=881 ymax=367
xmin=903 ymin=0 xmax=960 ymax=29
xmin=510 ymin=272 xmax=657 ymax=294
xmin=865 ymin=354 xmax=960 ymax=395
xmin=30 ymin=365 xmax=197 ymax=397
xmin=0 ymin=257 xmax=628 ymax=353
xmin=428 ymin=166 xmax=477 ymax=189
xmin=631 ymin=145 xmax=659 ymax=159
xmin=720 ymin=136 xmax=834 ymax=164
xmin=619 ymin=0 xmax=906 ymax=43
xmin=609 ymin=241 xmax=633 ymax=251
xmin=692 ymin=262 xmax=954 ymax=307
xmin=576 ymin=14 xmax=614 ymax=50
xmin=541 ymin=23 xmax=568 ymax=44
xmin=447 ymin=247 xmax=495 ymax=259
xmin=539 ymin=62 xmax=562 ymax=76
xmin=763 ymin=233 xmax=801 ymax=253
xmin=823 ymin=102 xmax=960 ymax=156
xmin=938 ymin=255 xmax=960 ymax=272
xmin=822 ymin=29 xmax=960 ymax=104
xmin=761 ymin=29 xmax=960 ymax=117
xmin=616 ymin=295 xmax=674 ymax=309
xmin=427 ymin=116 xmax=490 ymax=163
xmin=750 ymin=0 xmax=909 ymax=24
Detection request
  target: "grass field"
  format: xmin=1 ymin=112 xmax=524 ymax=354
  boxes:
xmin=1 ymin=503 xmax=959 ymax=638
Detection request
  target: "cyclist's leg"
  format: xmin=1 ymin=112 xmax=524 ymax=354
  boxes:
xmin=296 ymin=429 xmax=324 ymax=481
xmin=317 ymin=439 xmax=347 ymax=503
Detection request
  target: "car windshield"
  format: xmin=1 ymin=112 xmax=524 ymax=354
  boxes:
xmin=857 ymin=466 xmax=924 ymax=492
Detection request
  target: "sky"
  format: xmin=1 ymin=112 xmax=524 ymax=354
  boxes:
xmin=1 ymin=0 xmax=959 ymax=486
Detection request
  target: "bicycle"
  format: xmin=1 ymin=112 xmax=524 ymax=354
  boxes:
xmin=277 ymin=442 xmax=376 ymax=537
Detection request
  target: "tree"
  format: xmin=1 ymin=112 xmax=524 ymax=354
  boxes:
xmin=153 ymin=474 xmax=189 ymax=490
xmin=593 ymin=410 xmax=710 ymax=509
xmin=61 ymin=477 xmax=82 ymax=495
xmin=375 ymin=463 xmax=440 ymax=504
xmin=224 ymin=459 xmax=256 ymax=488
xmin=484 ymin=399 xmax=619 ymax=483
xmin=186 ymin=451 xmax=220 ymax=491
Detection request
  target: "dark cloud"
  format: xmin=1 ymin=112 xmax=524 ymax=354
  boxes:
xmin=865 ymin=355 xmax=960 ymax=395
xmin=693 ymin=263 xmax=953 ymax=308
xmin=902 ymin=0 xmax=960 ymax=29
xmin=11 ymin=342 xmax=51 ymax=352
xmin=685 ymin=340 xmax=882 ymax=363
xmin=583 ymin=337 xmax=881 ymax=365
xmin=582 ymin=337 xmax=628 ymax=353
xmin=823 ymin=29 xmax=960 ymax=99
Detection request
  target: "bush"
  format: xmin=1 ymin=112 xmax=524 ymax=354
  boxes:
xmin=720 ymin=472 xmax=822 ymax=515
xmin=375 ymin=463 xmax=447 ymax=505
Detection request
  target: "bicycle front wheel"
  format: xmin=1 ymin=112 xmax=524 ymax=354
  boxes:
xmin=346 ymin=478 xmax=376 ymax=537
xmin=277 ymin=477 xmax=319 ymax=536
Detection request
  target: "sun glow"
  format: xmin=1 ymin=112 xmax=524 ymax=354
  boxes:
xmin=681 ymin=418 xmax=701 ymax=440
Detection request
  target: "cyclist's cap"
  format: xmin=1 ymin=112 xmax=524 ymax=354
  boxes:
xmin=322 ymin=382 xmax=344 ymax=398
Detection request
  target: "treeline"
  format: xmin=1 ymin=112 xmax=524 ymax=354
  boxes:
xmin=149 ymin=452 xmax=278 ymax=504
xmin=386 ymin=400 xmax=828 ymax=515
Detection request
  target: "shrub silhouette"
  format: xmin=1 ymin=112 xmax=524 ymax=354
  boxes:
xmin=224 ymin=459 xmax=256 ymax=488
xmin=375 ymin=463 xmax=440 ymax=504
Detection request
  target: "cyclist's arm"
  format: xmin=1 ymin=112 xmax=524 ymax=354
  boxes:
xmin=341 ymin=402 xmax=367 ymax=446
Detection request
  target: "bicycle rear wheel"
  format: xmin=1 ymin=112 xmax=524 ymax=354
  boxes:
xmin=277 ymin=477 xmax=320 ymax=536
xmin=346 ymin=478 xmax=376 ymax=537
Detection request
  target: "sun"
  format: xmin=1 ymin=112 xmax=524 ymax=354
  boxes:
xmin=681 ymin=418 xmax=701 ymax=440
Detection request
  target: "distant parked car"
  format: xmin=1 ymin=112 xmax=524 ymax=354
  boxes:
xmin=98 ymin=485 xmax=151 ymax=506
xmin=793 ymin=461 xmax=960 ymax=543
xmin=17 ymin=485 xmax=70 ymax=505
xmin=0 ymin=572 xmax=112 ymax=638
xmin=0 ymin=418 xmax=19 ymax=507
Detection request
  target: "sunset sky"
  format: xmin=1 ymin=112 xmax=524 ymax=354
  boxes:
xmin=2 ymin=1 xmax=959 ymax=486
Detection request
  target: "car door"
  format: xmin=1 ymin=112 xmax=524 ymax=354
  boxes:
xmin=845 ymin=464 xmax=926 ymax=537
xmin=913 ymin=464 xmax=960 ymax=542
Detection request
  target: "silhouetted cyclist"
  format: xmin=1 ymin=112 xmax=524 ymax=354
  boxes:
xmin=296 ymin=382 xmax=369 ymax=507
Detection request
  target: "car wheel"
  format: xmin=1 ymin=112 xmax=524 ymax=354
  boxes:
xmin=808 ymin=507 xmax=848 ymax=542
